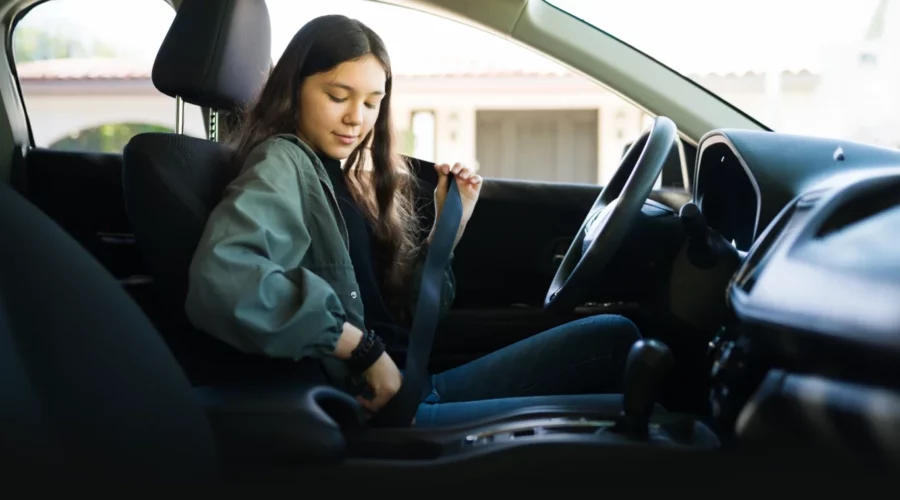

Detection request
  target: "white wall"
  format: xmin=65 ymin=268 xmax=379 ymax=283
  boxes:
xmin=21 ymin=90 xmax=206 ymax=147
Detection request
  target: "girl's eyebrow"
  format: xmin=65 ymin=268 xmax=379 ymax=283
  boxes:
xmin=326 ymin=82 xmax=385 ymax=96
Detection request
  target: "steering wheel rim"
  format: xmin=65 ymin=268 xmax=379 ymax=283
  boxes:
xmin=544 ymin=116 xmax=678 ymax=312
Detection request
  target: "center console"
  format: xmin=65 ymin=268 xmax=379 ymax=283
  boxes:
xmin=197 ymin=339 xmax=720 ymax=465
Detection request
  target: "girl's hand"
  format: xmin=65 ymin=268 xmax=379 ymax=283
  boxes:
xmin=431 ymin=162 xmax=482 ymax=246
xmin=357 ymin=352 xmax=402 ymax=415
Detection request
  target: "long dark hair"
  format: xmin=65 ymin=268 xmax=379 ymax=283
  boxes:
xmin=228 ymin=15 xmax=420 ymax=320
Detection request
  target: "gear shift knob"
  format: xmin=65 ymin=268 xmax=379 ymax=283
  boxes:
xmin=615 ymin=339 xmax=675 ymax=437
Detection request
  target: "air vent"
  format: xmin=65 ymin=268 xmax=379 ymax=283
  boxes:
xmin=794 ymin=176 xmax=900 ymax=281
xmin=816 ymin=180 xmax=900 ymax=238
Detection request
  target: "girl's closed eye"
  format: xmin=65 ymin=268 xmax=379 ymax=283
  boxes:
xmin=328 ymin=94 xmax=347 ymax=103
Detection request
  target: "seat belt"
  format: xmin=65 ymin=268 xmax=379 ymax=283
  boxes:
xmin=369 ymin=175 xmax=462 ymax=427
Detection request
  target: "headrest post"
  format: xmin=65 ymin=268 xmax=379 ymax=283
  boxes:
xmin=208 ymin=109 xmax=219 ymax=142
xmin=175 ymin=96 xmax=185 ymax=135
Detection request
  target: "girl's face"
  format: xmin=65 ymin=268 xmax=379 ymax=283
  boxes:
xmin=297 ymin=54 xmax=386 ymax=160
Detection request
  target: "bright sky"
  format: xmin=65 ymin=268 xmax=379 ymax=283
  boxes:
xmin=548 ymin=0 xmax=883 ymax=74
xmin=18 ymin=0 xmax=885 ymax=76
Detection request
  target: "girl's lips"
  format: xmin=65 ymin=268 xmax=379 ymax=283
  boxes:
xmin=335 ymin=133 xmax=357 ymax=145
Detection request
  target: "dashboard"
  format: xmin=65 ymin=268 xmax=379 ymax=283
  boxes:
xmin=693 ymin=128 xmax=900 ymax=351
xmin=693 ymin=128 xmax=900 ymax=467
xmin=692 ymin=129 xmax=900 ymax=253
xmin=730 ymin=170 xmax=900 ymax=354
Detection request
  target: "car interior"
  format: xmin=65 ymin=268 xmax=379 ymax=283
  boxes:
xmin=2 ymin=0 xmax=899 ymax=488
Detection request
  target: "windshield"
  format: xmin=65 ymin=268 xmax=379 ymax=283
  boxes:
xmin=547 ymin=0 xmax=900 ymax=149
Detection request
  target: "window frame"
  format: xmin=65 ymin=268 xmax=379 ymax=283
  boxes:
xmin=7 ymin=0 xmax=181 ymax=151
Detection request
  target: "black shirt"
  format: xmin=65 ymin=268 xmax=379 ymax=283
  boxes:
xmin=317 ymin=153 xmax=410 ymax=365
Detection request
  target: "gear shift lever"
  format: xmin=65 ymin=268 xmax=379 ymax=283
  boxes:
xmin=613 ymin=339 xmax=675 ymax=438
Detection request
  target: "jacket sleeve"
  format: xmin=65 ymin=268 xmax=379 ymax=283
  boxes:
xmin=405 ymin=243 xmax=456 ymax=321
xmin=185 ymin=141 xmax=346 ymax=360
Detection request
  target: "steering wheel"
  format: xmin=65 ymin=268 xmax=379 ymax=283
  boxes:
xmin=544 ymin=116 xmax=678 ymax=312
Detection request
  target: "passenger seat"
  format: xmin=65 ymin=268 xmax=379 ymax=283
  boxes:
xmin=0 ymin=181 xmax=220 ymax=481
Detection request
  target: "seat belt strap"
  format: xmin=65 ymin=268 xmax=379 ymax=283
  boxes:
xmin=369 ymin=175 xmax=462 ymax=427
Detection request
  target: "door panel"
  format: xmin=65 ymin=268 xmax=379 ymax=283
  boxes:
xmin=18 ymin=147 xmax=155 ymax=308
xmin=414 ymin=147 xmax=690 ymax=368
xmin=447 ymin=179 xmax=688 ymax=310
xmin=21 ymin=148 xmax=141 ymax=275
xmin=428 ymin=174 xmax=689 ymax=369
xmin=451 ymin=179 xmax=599 ymax=308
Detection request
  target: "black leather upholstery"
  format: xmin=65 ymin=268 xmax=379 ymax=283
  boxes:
xmin=152 ymin=0 xmax=271 ymax=111
xmin=0 ymin=184 xmax=219 ymax=480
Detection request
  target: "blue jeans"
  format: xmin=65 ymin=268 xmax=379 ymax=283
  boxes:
xmin=414 ymin=314 xmax=640 ymax=427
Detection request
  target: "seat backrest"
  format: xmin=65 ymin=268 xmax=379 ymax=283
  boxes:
xmin=0 ymin=182 xmax=219 ymax=481
xmin=124 ymin=0 xmax=313 ymax=386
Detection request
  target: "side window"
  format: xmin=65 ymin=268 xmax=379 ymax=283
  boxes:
xmin=13 ymin=0 xmax=205 ymax=153
xmin=266 ymin=0 xmax=650 ymax=185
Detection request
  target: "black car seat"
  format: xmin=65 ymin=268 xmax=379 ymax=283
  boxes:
xmin=123 ymin=0 xmax=328 ymax=387
xmin=0 ymin=181 xmax=220 ymax=481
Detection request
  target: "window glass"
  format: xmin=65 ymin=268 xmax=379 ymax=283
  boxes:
xmin=548 ymin=0 xmax=900 ymax=149
xmin=267 ymin=0 xmax=651 ymax=184
xmin=13 ymin=0 xmax=205 ymax=153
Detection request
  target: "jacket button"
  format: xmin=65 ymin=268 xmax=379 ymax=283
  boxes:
xmin=350 ymin=291 xmax=358 ymax=299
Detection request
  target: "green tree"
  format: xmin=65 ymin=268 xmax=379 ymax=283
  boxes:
xmin=396 ymin=128 xmax=416 ymax=156
xmin=50 ymin=123 xmax=172 ymax=153
xmin=14 ymin=26 xmax=117 ymax=62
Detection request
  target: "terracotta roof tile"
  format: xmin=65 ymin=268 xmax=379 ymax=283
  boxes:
xmin=17 ymin=57 xmax=154 ymax=81
xmin=13 ymin=56 xmax=579 ymax=81
xmin=15 ymin=57 xmax=817 ymax=82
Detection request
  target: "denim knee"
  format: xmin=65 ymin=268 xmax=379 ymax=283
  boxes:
xmin=601 ymin=314 xmax=641 ymax=340
xmin=578 ymin=314 xmax=640 ymax=340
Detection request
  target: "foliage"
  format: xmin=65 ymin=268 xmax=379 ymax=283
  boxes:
xmin=50 ymin=123 xmax=172 ymax=153
xmin=14 ymin=27 xmax=117 ymax=62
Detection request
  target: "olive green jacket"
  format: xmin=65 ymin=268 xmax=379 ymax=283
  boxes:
xmin=185 ymin=134 xmax=455 ymax=389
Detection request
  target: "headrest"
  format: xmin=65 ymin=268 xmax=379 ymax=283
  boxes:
xmin=152 ymin=0 xmax=271 ymax=111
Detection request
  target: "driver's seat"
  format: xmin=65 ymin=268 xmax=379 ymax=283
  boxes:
xmin=122 ymin=0 xmax=326 ymax=387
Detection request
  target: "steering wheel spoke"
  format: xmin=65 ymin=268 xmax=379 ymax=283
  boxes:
xmin=544 ymin=116 xmax=678 ymax=312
